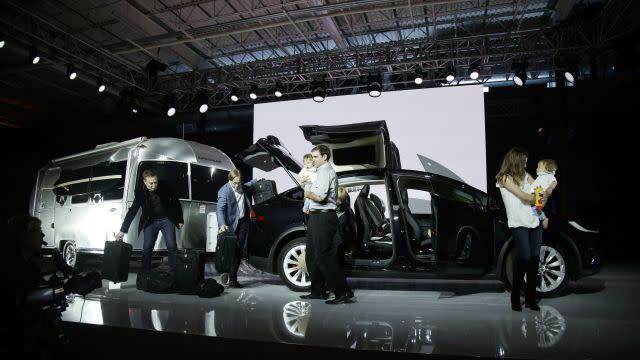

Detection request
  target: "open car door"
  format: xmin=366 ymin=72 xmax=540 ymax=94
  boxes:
xmin=300 ymin=120 xmax=400 ymax=174
xmin=238 ymin=135 xmax=302 ymax=185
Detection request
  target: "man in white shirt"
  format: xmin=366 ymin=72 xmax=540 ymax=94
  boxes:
xmin=301 ymin=145 xmax=354 ymax=304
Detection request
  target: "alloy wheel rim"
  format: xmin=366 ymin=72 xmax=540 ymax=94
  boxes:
xmin=64 ymin=243 xmax=76 ymax=267
xmin=283 ymin=244 xmax=310 ymax=287
xmin=535 ymin=245 xmax=566 ymax=292
xmin=282 ymin=301 xmax=311 ymax=337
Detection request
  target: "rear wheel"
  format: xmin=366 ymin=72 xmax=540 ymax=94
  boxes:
xmin=504 ymin=240 xmax=571 ymax=297
xmin=62 ymin=241 xmax=77 ymax=268
xmin=277 ymin=238 xmax=311 ymax=292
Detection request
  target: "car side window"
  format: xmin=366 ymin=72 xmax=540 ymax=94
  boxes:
xmin=431 ymin=177 xmax=476 ymax=205
xmin=396 ymin=177 xmax=434 ymax=214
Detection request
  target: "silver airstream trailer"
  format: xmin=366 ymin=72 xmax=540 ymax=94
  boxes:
xmin=29 ymin=137 xmax=233 ymax=267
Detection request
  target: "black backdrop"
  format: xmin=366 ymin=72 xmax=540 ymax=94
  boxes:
xmin=1 ymin=80 xmax=634 ymax=260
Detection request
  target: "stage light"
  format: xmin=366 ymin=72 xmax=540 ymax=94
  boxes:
xmin=312 ymin=81 xmax=326 ymax=103
xmin=196 ymin=92 xmax=209 ymax=113
xmin=512 ymin=61 xmax=529 ymax=86
xmin=368 ymin=73 xmax=382 ymax=97
xmin=414 ymin=68 xmax=423 ymax=85
xmin=0 ymin=33 xmax=5 ymax=49
xmin=249 ymin=85 xmax=258 ymax=100
xmin=96 ymin=77 xmax=106 ymax=93
xmin=513 ymin=70 xmax=526 ymax=86
xmin=274 ymin=82 xmax=284 ymax=98
xmin=444 ymin=66 xmax=455 ymax=82
xmin=469 ymin=66 xmax=480 ymax=80
xmin=564 ymin=62 xmax=579 ymax=83
xmin=30 ymin=46 xmax=40 ymax=64
xmin=66 ymin=64 xmax=77 ymax=80
xmin=230 ymin=88 xmax=239 ymax=102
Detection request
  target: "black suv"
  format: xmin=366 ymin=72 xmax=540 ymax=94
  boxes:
xmin=241 ymin=121 xmax=600 ymax=297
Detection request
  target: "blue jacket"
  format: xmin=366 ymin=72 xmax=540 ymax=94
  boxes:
xmin=216 ymin=179 xmax=256 ymax=233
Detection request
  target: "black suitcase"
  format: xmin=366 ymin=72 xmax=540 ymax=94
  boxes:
xmin=102 ymin=240 xmax=132 ymax=283
xmin=174 ymin=249 xmax=204 ymax=294
xmin=136 ymin=269 xmax=175 ymax=293
xmin=214 ymin=232 xmax=239 ymax=274
xmin=252 ymin=179 xmax=277 ymax=204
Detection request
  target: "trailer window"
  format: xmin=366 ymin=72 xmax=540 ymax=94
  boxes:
xmin=191 ymin=164 xmax=229 ymax=202
xmin=137 ymin=162 xmax=189 ymax=199
xmin=94 ymin=161 xmax=126 ymax=201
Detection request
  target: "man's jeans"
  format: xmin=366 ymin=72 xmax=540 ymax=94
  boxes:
xmin=142 ymin=218 xmax=177 ymax=270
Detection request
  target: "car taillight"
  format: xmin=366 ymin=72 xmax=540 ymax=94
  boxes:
xmin=257 ymin=215 xmax=266 ymax=222
xmin=250 ymin=209 xmax=256 ymax=220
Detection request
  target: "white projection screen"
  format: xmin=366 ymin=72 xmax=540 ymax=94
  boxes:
xmin=253 ymin=85 xmax=487 ymax=193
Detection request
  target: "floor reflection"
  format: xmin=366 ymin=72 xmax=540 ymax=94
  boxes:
xmin=63 ymin=284 xmax=574 ymax=358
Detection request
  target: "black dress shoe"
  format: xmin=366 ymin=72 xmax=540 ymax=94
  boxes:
xmin=300 ymin=293 xmax=328 ymax=300
xmin=325 ymin=294 xmax=355 ymax=305
xmin=228 ymin=281 xmax=244 ymax=288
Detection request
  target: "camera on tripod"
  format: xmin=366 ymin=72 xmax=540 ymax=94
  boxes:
xmin=24 ymin=251 xmax=103 ymax=316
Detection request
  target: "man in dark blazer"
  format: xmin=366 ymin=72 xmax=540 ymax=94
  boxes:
xmin=216 ymin=168 xmax=257 ymax=288
xmin=116 ymin=169 xmax=183 ymax=270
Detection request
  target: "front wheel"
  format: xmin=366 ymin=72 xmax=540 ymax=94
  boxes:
xmin=505 ymin=241 xmax=571 ymax=297
xmin=277 ymin=238 xmax=311 ymax=292
xmin=62 ymin=241 xmax=78 ymax=268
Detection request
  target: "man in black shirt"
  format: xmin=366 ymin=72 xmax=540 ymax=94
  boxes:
xmin=116 ymin=169 xmax=184 ymax=270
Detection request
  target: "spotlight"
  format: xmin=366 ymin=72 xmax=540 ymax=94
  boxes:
xmin=414 ymin=68 xmax=423 ymax=85
xmin=30 ymin=46 xmax=40 ymax=64
xmin=131 ymin=107 xmax=138 ymax=114
xmin=249 ymin=85 xmax=258 ymax=100
xmin=312 ymin=81 xmax=326 ymax=103
xmin=274 ymin=82 xmax=284 ymax=98
xmin=368 ymin=73 xmax=382 ymax=97
xmin=167 ymin=107 xmax=176 ymax=117
xmin=230 ymin=88 xmax=239 ymax=102
xmin=96 ymin=77 xmax=106 ymax=93
xmin=66 ymin=64 xmax=77 ymax=80
xmin=512 ymin=61 xmax=529 ymax=86
xmin=469 ymin=66 xmax=480 ymax=80
xmin=195 ymin=92 xmax=209 ymax=113
xmin=444 ymin=66 xmax=455 ymax=82
xmin=564 ymin=63 xmax=579 ymax=83
xmin=0 ymin=32 xmax=5 ymax=49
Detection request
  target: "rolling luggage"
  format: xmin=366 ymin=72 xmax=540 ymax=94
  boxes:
xmin=102 ymin=240 xmax=132 ymax=283
xmin=214 ymin=232 xmax=239 ymax=274
xmin=174 ymin=249 xmax=204 ymax=294
xmin=252 ymin=179 xmax=277 ymax=204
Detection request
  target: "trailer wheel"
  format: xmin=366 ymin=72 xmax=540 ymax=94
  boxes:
xmin=62 ymin=241 xmax=77 ymax=268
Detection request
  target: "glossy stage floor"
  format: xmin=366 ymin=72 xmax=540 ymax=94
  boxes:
xmin=59 ymin=260 xmax=640 ymax=359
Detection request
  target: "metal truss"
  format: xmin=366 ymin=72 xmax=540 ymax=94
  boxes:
xmin=0 ymin=2 xmax=148 ymax=92
xmin=1 ymin=0 xmax=635 ymax=112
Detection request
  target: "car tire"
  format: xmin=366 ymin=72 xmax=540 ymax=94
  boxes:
xmin=277 ymin=237 xmax=311 ymax=292
xmin=504 ymin=240 xmax=571 ymax=298
xmin=62 ymin=241 xmax=77 ymax=268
